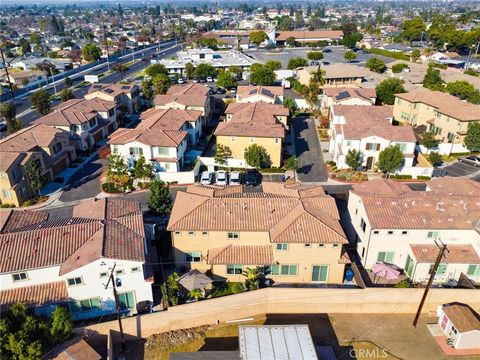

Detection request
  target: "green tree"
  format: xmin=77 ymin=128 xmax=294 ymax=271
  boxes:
xmin=411 ymin=49 xmax=421 ymax=62
xmin=345 ymin=149 xmax=362 ymax=169
xmin=422 ymin=131 xmax=440 ymax=151
xmin=375 ymin=78 xmax=406 ymax=105
xmin=228 ymin=65 xmax=243 ymax=79
xmin=307 ymin=51 xmax=324 ymax=61
xmin=106 ymin=153 xmax=130 ymax=189
xmin=165 ymin=272 xmax=180 ymax=306
xmin=285 ymin=36 xmax=297 ymax=47
xmin=283 ymin=97 xmax=297 ymax=115
xmin=249 ymin=64 xmax=276 ymax=85
xmin=0 ymin=102 xmax=21 ymax=134
xmin=216 ymin=71 xmax=237 ymax=89
xmin=265 ymin=60 xmax=281 ymax=71
xmin=188 ymin=288 xmax=203 ymax=301
xmin=243 ymin=267 xmax=261 ymax=291
xmin=147 ymin=179 xmax=172 ymax=214
xmin=152 ymin=74 xmax=171 ymax=95
xmin=26 ymin=160 xmax=46 ymax=197
xmin=423 ymin=65 xmax=444 ymax=91
xmin=184 ymin=62 xmax=195 ymax=79
xmin=50 ymin=307 xmax=73 ymax=343
xmin=244 ymin=144 xmax=269 ymax=168
xmin=287 ymin=57 xmax=308 ymax=70
xmin=142 ymin=78 xmax=154 ymax=102
xmin=113 ymin=63 xmax=128 ymax=79
xmin=195 ymin=63 xmax=216 ymax=78
xmin=428 ymin=151 xmax=443 ymax=166
xmin=64 ymin=76 xmax=72 ymax=87
xmin=31 ymin=89 xmax=51 ymax=115
xmin=277 ymin=16 xmax=294 ymax=31
xmin=18 ymin=38 xmax=31 ymax=55
xmin=391 ymin=63 xmax=409 ymax=73
xmin=145 ymin=63 xmax=168 ymax=78
xmin=249 ymin=30 xmax=268 ymax=46
xmin=344 ymin=50 xmax=356 ymax=63
xmin=401 ymin=17 xmax=426 ymax=42
xmin=60 ymin=88 xmax=75 ymax=102
xmin=214 ymin=143 xmax=232 ymax=165
xmin=464 ymin=122 xmax=480 ymax=151
xmin=445 ymin=81 xmax=480 ymax=104
xmin=341 ymin=32 xmax=362 ymax=48
xmin=82 ymin=43 xmax=101 ymax=62
xmin=133 ymin=155 xmax=153 ymax=179
xmin=365 ymin=57 xmax=386 ymax=73
xmin=377 ymin=145 xmax=405 ymax=177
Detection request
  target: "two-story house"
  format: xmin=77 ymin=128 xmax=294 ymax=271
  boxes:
xmin=348 ymin=177 xmax=480 ymax=285
xmin=85 ymin=83 xmax=140 ymax=114
xmin=0 ymin=124 xmax=76 ymax=207
xmin=236 ymin=85 xmax=284 ymax=104
xmin=393 ymin=88 xmax=480 ymax=154
xmin=109 ymin=108 xmax=202 ymax=173
xmin=0 ymin=198 xmax=153 ymax=320
xmin=329 ymin=105 xmax=417 ymax=171
xmin=296 ymin=63 xmax=367 ymax=88
xmin=167 ymin=183 xmax=350 ymax=284
xmin=34 ymin=98 xmax=117 ymax=151
xmin=214 ymin=102 xmax=289 ymax=168
xmin=154 ymin=83 xmax=211 ymax=127
xmin=321 ymin=88 xmax=376 ymax=114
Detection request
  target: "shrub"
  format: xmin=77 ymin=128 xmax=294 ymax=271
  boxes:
xmin=430 ymin=62 xmax=447 ymax=69
xmin=97 ymin=146 xmax=111 ymax=159
xmin=392 ymin=63 xmax=409 ymax=73
xmin=22 ymin=199 xmax=35 ymax=207
xmin=390 ymin=174 xmax=412 ymax=179
xmin=416 ymin=175 xmax=431 ymax=180
xmin=0 ymin=203 xmax=16 ymax=208
xmin=231 ymin=282 xmax=245 ymax=294
xmin=102 ymin=182 xmax=121 ymax=193
xmin=367 ymin=48 xmax=410 ymax=61
xmin=394 ymin=279 xmax=411 ymax=288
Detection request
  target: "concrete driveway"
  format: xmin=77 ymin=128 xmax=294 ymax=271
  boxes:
xmin=293 ymin=116 xmax=328 ymax=183
xmin=443 ymin=161 xmax=480 ymax=180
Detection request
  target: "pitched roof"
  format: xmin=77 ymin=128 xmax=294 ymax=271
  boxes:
xmin=442 ymin=304 xmax=480 ymax=333
xmin=332 ymin=105 xmax=416 ymax=142
xmin=214 ymin=121 xmax=285 ymax=138
xmin=426 ymin=177 xmax=480 ymax=196
xmin=168 ymin=183 xmax=347 ymax=244
xmin=108 ymin=128 xmax=187 ymax=147
xmin=0 ymin=281 xmax=68 ymax=307
xmin=0 ymin=198 xmax=146 ymax=275
xmin=44 ymin=336 xmax=101 ymax=360
xmin=237 ymin=85 xmax=284 ymax=100
xmin=302 ymin=63 xmax=368 ymax=79
xmin=207 ymin=245 xmax=274 ymax=265
xmin=324 ymin=87 xmax=377 ymax=102
xmin=276 ymin=30 xmax=343 ymax=41
xmin=351 ymin=179 xmax=412 ymax=196
xmin=139 ymin=108 xmax=202 ymax=130
xmin=395 ymin=88 xmax=480 ymax=121
xmin=0 ymin=124 xmax=65 ymax=153
xmin=87 ymin=83 xmax=137 ymax=97
xmin=167 ymin=83 xmax=209 ymax=97
xmin=154 ymin=94 xmax=207 ymax=108
xmin=410 ymin=244 xmax=480 ymax=264
xmin=224 ymin=102 xmax=289 ymax=121
xmin=0 ymin=210 xmax=49 ymax=233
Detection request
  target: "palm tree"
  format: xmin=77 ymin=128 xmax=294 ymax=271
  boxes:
xmin=243 ymin=267 xmax=261 ymax=291
xmin=188 ymin=288 xmax=203 ymax=301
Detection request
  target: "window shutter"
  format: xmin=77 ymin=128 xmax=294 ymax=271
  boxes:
xmin=376 ymin=144 xmax=381 ymax=151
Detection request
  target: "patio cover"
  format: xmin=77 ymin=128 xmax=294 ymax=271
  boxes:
xmin=178 ymin=269 xmax=213 ymax=291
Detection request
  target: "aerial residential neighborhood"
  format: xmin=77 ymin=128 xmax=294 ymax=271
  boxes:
xmin=0 ymin=1 xmax=479 ymax=359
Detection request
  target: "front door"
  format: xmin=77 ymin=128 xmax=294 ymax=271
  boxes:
xmin=366 ymin=157 xmax=375 ymax=170
xmin=405 ymin=255 xmax=415 ymax=278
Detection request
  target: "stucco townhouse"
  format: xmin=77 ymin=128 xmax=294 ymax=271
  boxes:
xmin=236 ymin=85 xmax=285 ymax=105
xmin=153 ymin=83 xmax=211 ymax=127
xmin=321 ymin=87 xmax=376 ymax=114
xmin=34 ymin=98 xmax=118 ymax=151
xmin=0 ymin=124 xmax=76 ymax=207
xmin=85 ymin=83 xmax=140 ymax=114
xmin=0 ymin=198 xmax=153 ymax=320
xmin=392 ymin=88 xmax=480 ymax=154
xmin=296 ymin=63 xmax=368 ymax=88
xmin=109 ymin=107 xmax=202 ymax=173
xmin=329 ymin=105 xmax=417 ymax=171
xmin=167 ymin=183 xmax=351 ymax=284
xmin=214 ymin=102 xmax=289 ymax=168
xmin=273 ymin=30 xmax=344 ymax=46
xmin=347 ymin=177 xmax=480 ymax=285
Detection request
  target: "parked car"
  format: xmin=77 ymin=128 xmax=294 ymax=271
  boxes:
xmin=229 ymin=171 xmax=242 ymax=185
xmin=459 ymin=156 xmax=480 ymax=167
xmin=0 ymin=122 xmax=7 ymax=133
xmin=323 ymin=48 xmax=332 ymax=53
xmin=178 ymin=78 xmax=185 ymax=84
xmin=230 ymin=87 xmax=237 ymax=94
xmin=192 ymin=78 xmax=199 ymax=83
xmin=216 ymin=87 xmax=226 ymax=94
xmin=200 ymin=171 xmax=214 ymax=185
xmin=216 ymin=170 xmax=228 ymax=185
xmin=199 ymin=77 xmax=206 ymax=83
xmin=169 ymin=76 xmax=177 ymax=84
xmin=206 ymin=76 xmax=213 ymax=83
xmin=245 ymin=169 xmax=261 ymax=186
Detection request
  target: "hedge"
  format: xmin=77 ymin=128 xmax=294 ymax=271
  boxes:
xmin=102 ymin=182 xmax=121 ymax=193
xmin=416 ymin=175 xmax=431 ymax=180
xmin=390 ymin=174 xmax=412 ymax=179
xmin=367 ymin=48 xmax=410 ymax=61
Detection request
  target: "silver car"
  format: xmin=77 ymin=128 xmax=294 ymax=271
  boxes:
xmin=459 ymin=156 xmax=480 ymax=167
xmin=200 ymin=171 xmax=214 ymax=185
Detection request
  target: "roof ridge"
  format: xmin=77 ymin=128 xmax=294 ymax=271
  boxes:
xmin=301 ymin=207 xmax=347 ymax=240
xmin=167 ymin=191 xmax=211 ymax=229
xmin=208 ymin=244 xmax=232 ymax=262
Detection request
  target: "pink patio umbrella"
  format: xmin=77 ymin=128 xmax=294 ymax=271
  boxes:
xmin=372 ymin=262 xmax=400 ymax=283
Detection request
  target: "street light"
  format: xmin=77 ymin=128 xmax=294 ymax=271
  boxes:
xmin=49 ymin=66 xmax=57 ymax=96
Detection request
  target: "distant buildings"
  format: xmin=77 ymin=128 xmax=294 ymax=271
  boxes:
xmin=85 ymin=83 xmax=140 ymax=114
xmin=272 ymin=30 xmax=344 ymax=46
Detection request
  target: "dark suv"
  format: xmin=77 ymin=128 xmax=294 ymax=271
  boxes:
xmin=245 ymin=169 xmax=261 ymax=186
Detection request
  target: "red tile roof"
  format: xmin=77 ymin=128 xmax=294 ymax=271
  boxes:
xmin=237 ymin=86 xmax=284 ymax=100
xmin=410 ymin=244 xmax=480 ymax=264
xmin=0 ymin=210 xmax=49 ymax=233
xmin=276 ymin=30 xmax=343 ymax=41
xmin=426 ymin=177 xmax=480 ymax=196
xmin=207 ymin=245 xmax=274 ymax=265
xmin=167 ymin=83 xmax=209 ymax=96
xmin=0 ymin=281 xmax=68 ymax=307
xmin=44 ymin=336 xmax=101 ymax=360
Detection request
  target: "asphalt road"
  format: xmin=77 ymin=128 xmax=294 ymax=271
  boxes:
xmin=443 ymin=160 xmax=480 ymax=179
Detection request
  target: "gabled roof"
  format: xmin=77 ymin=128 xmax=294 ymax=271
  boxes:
xmin=44 ymin=336 xmax=101 ymax=360
xmin=207 ymin=244 xmax=274 ymax=265
xmin=0 ymin=281 xmax=68 ymax=308
xmin=426 ymin=177 xmax=480 ymax=196
xmin=0 ymin=209 xmax=49 ymax=233
xmin=302 ymin=63 xmax=368 ymax=79
xmin=108 ymin=128 xmax=187 ymax=147
xmin=237 ymin=85 xmax=284 ymax=100
xmin=276 ymin=30 xmax=343 ymax=41
xmin=87 ymin=83 xmax=137 ymax=97
xmin=442 ymin=304 xmax=480 ymax=333
xmin=167 ymin=83 xmax=209 ymax=97
xmin=410 ymin=244 xmax=480 ymax=264
xmin=324 ymin=87 xmax=377 ymax=102
xmin=0 ymin=124 xmax=65 ymax=153
xmin=154 ymin=94 xmax=207 ymax=108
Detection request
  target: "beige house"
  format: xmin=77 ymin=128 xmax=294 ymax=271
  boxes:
xmin=236 ymin=85 xmax=284 ymax=104
xmin=85 ymin=83 xmax=139 ymax=114
xmin=214 ymin=102 xmax=288 ymax=168
xmin=296 ymin=63 xmax=367 ymax=88
xmin=393 ymin=88 xmax=480 ymax=154
xmin=167 ymin=183 xmax=350 ymax=284
xmin=322 ymin=87 xmax=376 ymax=112
xmin=6 ymin=70 xmax=46 ymax=88
xmin=0 ymin=124 xmax=76 ymax=206
xmin=34 ymin=98 xmax=117 ymax=151
xmin=154 ymin=83 xmax=211 ymax=127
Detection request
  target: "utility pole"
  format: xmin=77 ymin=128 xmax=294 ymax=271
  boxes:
xmin=105 ymin=263 xmax=125 ymax=346
xmin=101 ymin=15 xmax=110 ymax=72
xmin=413 ymin=240 xmax=449 ymax=327
xmin=0 ymin=47 xmax=15 ymax=99
xmin=49 ymin=67 xmax=57 ymax=95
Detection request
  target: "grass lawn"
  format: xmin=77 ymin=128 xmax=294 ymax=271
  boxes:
xmin=211 ymin=282 xmax=244 ymax=298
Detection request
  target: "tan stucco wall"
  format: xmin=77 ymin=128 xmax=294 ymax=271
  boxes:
xmin=216 ymin=135 xmax=283 ymax=168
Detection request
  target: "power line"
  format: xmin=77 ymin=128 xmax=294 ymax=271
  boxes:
xmin=105 ymin=262 xmax=125 ymax=347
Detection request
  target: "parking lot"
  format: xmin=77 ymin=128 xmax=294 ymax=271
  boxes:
xmin=443 ymin=160 xmax=480 ymax=181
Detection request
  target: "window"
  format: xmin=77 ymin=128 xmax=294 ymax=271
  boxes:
xmin=387 ymin=231 xmax=394 ymax=235
xmin=276 ymin=243 xmax=288 ymax=251
xmin=112 ymin=145 xmax=118 ymax=154
xmin=118 ymin=291 xmax=136 ymax=309
xmin=201 ymin=231 xmax=209 ymax=236
xmin=12 ymin=167 xmax=20 ymax=180
xmin=99 ymin=272 xmax=108 ymax=278
xmin=231 ymin=136 xmax=236 ymax=142
xmin=318 ymin=244 xmax=325 ymax=248
xmin=365 ymin=143 xmax=380 ymax=151
xmin=188 ymin=231 xmax=195 ymax=236
xmin=446 ymin=133 xmax=455 ymax=143
xmin=1 ymin=189 xmax=11 ymax=199
xmin=131 ymin=267 xmax=140 ymax=273
xmin=360 ymin=218 xmax=366 ymax=232
xmin=12 ymin=272 xmax=28 ymax=282
xmin=175 ymin=231 xmax=181 ymax=235
xmin=67 ymin=277 xmax=83 ymax=286
xmin=427 ymin=231 xmax=440 ymax=239
xmin=185 ymin=251 xmax=201 ymax=263
xmin=396 ymin=143 xmax=407 ymax=152
xmin=467 ymin=265 xmax=480 ymax=276
xmin=451 ymin=326 xmax=458 ymax=335
xmin=115 ymin=269 xmax=125 ymax=275
xmin=346 ymin=141 xmax=352 ymax=146
xmin=227 ymin=232 xmax=239 ymax=240
xmin=312 ymin=265 xmax=329 ymax=282
xmin=69 ymin=298 xmax=101 ymax=313
xmin=304 ymin=243 xmax=312 ymax=248
xmin=355 ymin=208 xmax=358 ymax=215
xmin=129 ymin=147 xmax=143 ymax=155
xmin=401 ymin=231 xmax=408 ymax=235
xmin=332 ymin=244 xmax=339 ymax=248
xmin=226 ymin=264 xmax=243 ymax=274
xmin=430 ymin=263 xmax=447 ymax=276
xmin=373 ymin=230 xmax=379 ymax=235
xmin=157 ymin=147 xmax=169 ymax=156
xmin=52 ymin=142 xmax=63 ymax=154
xmin=377 ymin=251 xmax=394 ymax=263
xmin=249 ymin=137 xmax=255 ymax=143
xmin=275 ymin=138 xmax=279 ymax=144
xmin=271 ymin=264 xmax=298 ymax=276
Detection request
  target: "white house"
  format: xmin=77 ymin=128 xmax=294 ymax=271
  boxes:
xmin=321 ymin=88 xmax=376 ymax=112
xmin=0 ymin=198 xmax=153 ymax=320
xmin=347 ymin=178 xmax=480 ymax=285
xmin=329 ymin=105 xmax=417 ymax=171
xmin=437 ymin=303 xmax=480 ymax=350
xmin=109 ymin=108 xmax=201 ymax=173
xmin=236 ymin=85 xmax=285 ymax=104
